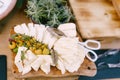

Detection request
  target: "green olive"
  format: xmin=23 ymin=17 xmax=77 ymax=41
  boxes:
xmin=35 ymin=49 xmax=42 ymax=55
xmin=15 ymin=37 xmax=19 ymax=41
xmin=9 ymin=42 xmax=16 ymax=49
xmin=29 ymin=47 xmax=35 ymax=52
xmin=18 ymin=41 xmax=23 ymax=46
xmin=37 ymin=43 xmax=42 ymax=47
xmin=11 ymin=34 xmax=18 ymax=39
xmin=26 ymin=41 xmax=31 ymax=47
xmin=41 ymin=44 xmax=47 ymax=49
xmin=42 ymin=48 xmax=49 ymax=55
xmin=29 ymin=39 xmax=32 ymax=42
xmin=10 ymin=34 xmax=51 ymax=55
xmin=13 ymin=47 xmax=18 ymax=53
xmin=18 ymin=35 xmax=22 ymax=38
xmin=31 ymin=37 xmax=36 ymax=43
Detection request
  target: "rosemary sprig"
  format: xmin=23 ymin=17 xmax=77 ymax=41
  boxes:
xmin=25 ymin=0 xmax=74 ymax=28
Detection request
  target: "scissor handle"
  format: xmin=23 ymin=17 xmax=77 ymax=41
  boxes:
xmin=82 ymin=40 xmax=101 ymax=50
xmin=85 ymin=49 xmax=98 ymax=62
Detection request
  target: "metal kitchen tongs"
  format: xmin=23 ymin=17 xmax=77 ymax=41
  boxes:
xmin=78 ymin=40 xmax=101 ymax=62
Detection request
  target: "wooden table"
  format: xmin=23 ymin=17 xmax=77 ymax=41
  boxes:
xmin=69 ymin=0 xmax=120 ymax=49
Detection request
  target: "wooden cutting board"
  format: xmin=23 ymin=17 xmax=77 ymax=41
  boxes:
xmin=11 ymin=12 xmax=96 ymax=79
xmin=12 ymin=55 xmax=96 ymax=79
xmin=69 ymin=0 xmax=120 ymax=39
xmin=69 ymin=0 xmax=120 ymax=49
xmin=0 ymin=5 xmax=97 ymax=80
xmin=112 ymin=0 xmax=120 ymax=18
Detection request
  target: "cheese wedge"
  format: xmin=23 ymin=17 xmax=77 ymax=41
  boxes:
xmin=31 ymin=55 xmax=54 ymax=73
xmin=41 ymin=63 xmax=50 ymax=74
xmin=54 ymin=37 xmax=85 ymax=73
xmin=21 ymin=23 xmax=29 ymax=36
xmin=31 ymin=56 xmax=43 ymax=71
xmin=48 ymin=36 xmax=58 ymax=49
xmin=22 ymin=65 xmax=31 ymax=75
xmin=14 ymin=25 xmax=24 ymax=34
xmin=28 ymin=23 xmax=36 ymax=37
xmin=56 ymin=57 xmax=66 ymax=74
xmin=14 ymin=47 xmax=27 ymax=72
xmin=23 ymin=50 xmax=37 ymax=66
xmin=42 ymin=28 xmax=51 ymax=44
xmin=36 ymin=24 xmax=46 ymax=42
xmin=58 ymin=23 xmax=77 ymax=37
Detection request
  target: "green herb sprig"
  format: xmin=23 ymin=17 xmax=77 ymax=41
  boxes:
xmin=25 ymin=0 xmax=74 ymax=28
xmin=21 ymin=51 xmax=25 ymax=60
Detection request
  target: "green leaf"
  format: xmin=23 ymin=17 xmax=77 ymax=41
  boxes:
xmin=11 ymin=34 xmax=18 ymax=39
xmin=21 ymin=51 xmax=25 ymax=60
xmin=13 ymin=47 xmax=18 ymax=53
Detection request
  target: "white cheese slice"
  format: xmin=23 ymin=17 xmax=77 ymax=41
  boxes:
xmin=23 ymin=50 xmax=37 ymax=66
xmin=14 ymin=25 xmax=24 ymax=34
xmin=62 ymin=57 xmax=81 ymax=72
xmin=31 ymin=56 xmax=43 ymax=71
xmin=39 ymin=55 xmax=54 ymax=74
xmin=58 ymin=23 xmax=77 ymax=37
xmin=54 ymin=37 xmax=85 ymax=73
xmin=48 ymin=36 xmax=58 ymax=49
xmin=34 ymin=24 xmax=40 ymax=39
xmin=14 ymin=61 xmax=23 ymax=73
xmin=61 ymin=30 xmax=77 ymax=37
xmin=31 ymin=55 xmax=54 ymax=73
xmin=42 ymin=27 xmax=51 ymax=44
xmin=26 ymin=50 xmax=37 ymax=63
xmin=14 ymin=47 xmax=27 ymax=72
xmin=38 ymin=55 xmax=54 ymax=66
xmin=35 ymin=24 xmax=45 ymax=42
xmin=21 ymin=23 xmax=29 ymax=36
xmin=56 ymin=57 xmax=66 ymax=74
xmin=58 ymin=23 xmax=76 ymax=31
xmin=40 ymin=62 xmax=50 ymax=74
xmin=28 ymin=23 xmax=36 ymax=37
xmin=22 ymin=65 xmax=32 ymax=75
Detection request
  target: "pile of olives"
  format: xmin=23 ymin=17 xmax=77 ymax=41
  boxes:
xmin=9 ymin=34 xmax=50 ymax=55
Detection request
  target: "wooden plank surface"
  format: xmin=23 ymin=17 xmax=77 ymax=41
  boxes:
xmin=69 ymin=0 xmax=120 ymax=49
xmin=0 ymin=7 xmax=97 ymax=80
xmin=112 ymin=0 xmax=120 ymax=18
xmin=69 ymin=0 xmax=120 ymax=39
